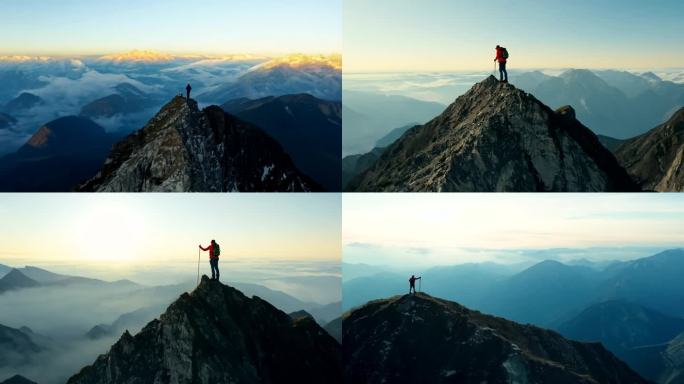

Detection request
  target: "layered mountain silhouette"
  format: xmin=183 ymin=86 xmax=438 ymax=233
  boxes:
xmin=0 ymin=323 xmax=44 ymax=368
xmin=0 ymin=113 xmax=16 ymax=129
xmin=343 ymin=90 xmax=445 ymax=156
xmin=559 ymin=300 xmax=684 ymax=351
xmin=558 ymin=300 xmax=684 ymax=381
xmin=0 ymin=269 xmax=40 ymax=293
xmin=0 ymin=116 xmax=117 ymax=191
xmin=343 ymin=293 xmax=647 ymax=384
xmin=615 ymin=107 xmax=684 ymax=191
xmin=78 ymin=96 xmax=319 ymax=192
xmin=67 ymin=276 xmax=341 ymax=384
xmin=347 ymin=76 xmax=639 ymax=192
xmin=80 ymin=83 xmax=155 ymax=119
xmin=221 ymin=93 xmax=341 ymax=191
xmin=513 ymin=69 xmax=684 ymax=139
xmin=342 ymin=124 xmax=417 ymax=188
xmin=200 ymin=54 xmax=341 ymax=103
xmin=2 ymin=93 xmax=43 ymax=115
xmin=0 ymin=375 xmax=38 ymax=384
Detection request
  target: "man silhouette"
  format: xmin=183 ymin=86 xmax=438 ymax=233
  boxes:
xmin=199 ymin=239 xmax=220 ymax=280
xmin=186 ymin=83 xmax=192 ymax=99
xmin=409 ymin=274 xmax=421 ymax=294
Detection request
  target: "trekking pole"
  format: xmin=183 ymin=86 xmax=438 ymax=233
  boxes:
xmin=197 ymin=248 xmax=200 ymax=286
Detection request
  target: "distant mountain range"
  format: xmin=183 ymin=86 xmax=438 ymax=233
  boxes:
xmin=557 ymin=300 xmax=684 ymax=383
xmin=0 ymin=270 xmax=40 ymax=293
xmin=0 ymin=53 xmax=341 ymax=157
xmin=346 ymin=76 xmax=639 ymax=192
xmin=0 ymin=116 xmax=119 ymax=191
xmin=343 ymin=249 xmax=684 ymax=383
xmin=2 ymin=93 xmax=44 ymax=116
xmin=343 ymin=292 xmax=647 ymax=383
xmin=0 ymin=267 xmax=139 ymax=294
xmin=221 ymin=93 xmax=341 ymax=191
xmin=199 ymin=54 xmax=341 ymax=103
xmin=344 ymin=249 xmax=684 ymax=323
xmin=513 ymin=69 xmax=684 ymax=139
xmin=79 ymin=83 xmax=158 ymax=119
xmin=67 ymin=276 xmax=341 ymax=384
xmin=0 ymin=323 xmax=44 ymax=368
xmin=343 ymin=90 xmax=445 ymax=156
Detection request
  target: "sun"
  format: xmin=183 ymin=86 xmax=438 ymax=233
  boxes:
xmin=69 ymin=201 xmax=148 ymax=264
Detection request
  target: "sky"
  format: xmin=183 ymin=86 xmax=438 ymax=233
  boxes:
xmin=344 ymin=0 xmax=684 ymax=72
xmin=343 ymin=194 xmax=684 ymax=267
xmin=0 ymin=0 xmax=341 ymax=55
xmin=0 ymin=194 xmax=341 ymax=268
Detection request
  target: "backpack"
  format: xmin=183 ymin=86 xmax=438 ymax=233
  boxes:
xmin=502 ymin=48 xmax=509 ymax=59
xmin=213 ymin=243 xmax=221 ymax=257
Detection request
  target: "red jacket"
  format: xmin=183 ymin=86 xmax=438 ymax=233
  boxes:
xmin=200 ymin=243 xmax=217 ymax=259
xmin=495 ymin=47 xmax=507 ymax=63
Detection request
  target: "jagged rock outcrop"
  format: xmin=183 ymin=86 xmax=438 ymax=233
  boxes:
xmin=615 ymin=107 xmax=684 ymax=191
xmin=343 ymin=293 xmax=648 ymax=384
xmin=347 ymin=76 xmax=639 ymax=192
xmin=67 ymin=276 xmax=341 ymax=384
xmin=78 ymin=96 xmax=319 ymax=192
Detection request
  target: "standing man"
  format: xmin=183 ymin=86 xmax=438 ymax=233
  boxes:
xmin=186 ymin=83 xmax=192 ymax=99
xmin=409 ymin=274 xmax=421 ymax=295
xmin=494 ymin=45 xmax=508 ymax=83
xmin=199 ymin=239 xmax=221 ymax=280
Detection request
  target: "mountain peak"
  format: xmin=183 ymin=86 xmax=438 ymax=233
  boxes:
xmin=67 ymin=277 xmax=341 ymax=384
xmin=22 ymin=116 xmax=105 ymax=152
xmin=347 ymin=75 xmax=639 ymax=192
xmin=616 ymin=107 xmax=684 ymax=191
xmin=344 ymin=293 xmax=647 ymax=384
xmin=258 ymin=54 xmax=342 ymax=71
xmin=78 ymin=95 xmax=319 ymax=192
xmin=0 ymin=269 xmax=40 ymax=292
xmin=99 ymin=50 xmax=174 ymax=63
xmin=0 ymin=374 xmax=38 ymax=384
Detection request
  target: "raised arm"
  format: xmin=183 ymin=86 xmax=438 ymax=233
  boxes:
xmin=199 ymin=244 xmax=209 ymax=251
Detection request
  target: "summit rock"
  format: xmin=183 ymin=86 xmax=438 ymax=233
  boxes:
xmin=347 ymin=76 xmax=639 ymax=192
xmin=67 ymin=276 xmax=341 ymax=384
xmin=343 ymin=293 xmax=648 ymax=384
xmin=78 ymin=96 xmax=319 ymax=192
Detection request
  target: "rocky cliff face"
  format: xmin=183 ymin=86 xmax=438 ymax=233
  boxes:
xmin=343 ymin=293 xmax=648 ymax=384
xmin=222 ymin=93 xmax=342 ymax=191
xmin=661 ymin=332 xmax=684 ymax=384
xmin=615 ymin=107 xmax=684 ymax=191
xmin=67 ymin=276 xmax=341 ymax=384
xmin=347 ymin=76 xmax=639 ymax=192
xmin=78 ymin=96 xmax=318 ymax=192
